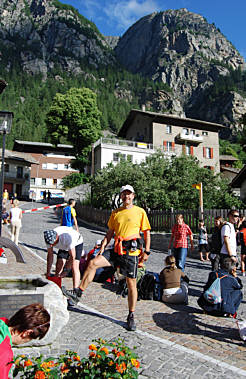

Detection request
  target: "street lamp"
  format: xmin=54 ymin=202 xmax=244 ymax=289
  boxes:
xmin=0 ymin=111 xmax=14 ymax=236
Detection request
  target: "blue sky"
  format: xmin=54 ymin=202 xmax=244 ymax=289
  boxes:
xmin=59 ymin=0 xmax=246 ymax=59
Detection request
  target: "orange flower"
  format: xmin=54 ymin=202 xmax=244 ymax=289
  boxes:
xmin=47 ymin=360 xmax=55 ymax=367
xmin=34 ymin=371 xmax=46 ymax=379
xmin=116 ymin=363 xmax=124 ymax=374
xmin=73 ymin=355 xmax=81 ymax=361
xmin=89 ymin=344 xmax=97 ymax=351
xmin=131 ymin=359 xmax=140 ymax=368
xmin=97 ymin=354 xmax=101 ymax=359
xmin=108 ymin=360 xmax=114 ymax=366
xmin=89 ymin=352 xmax=96 ymax=358
xmin=60 ymin=363 xmax=69 ymax=374
xmin=24 ymin=359 xmax=33 ymax=367
xmin=122 ymin=362 xmax=127 ymax=371
xmin=101 ymin=347 xmax=109 ymax=355
xmin=112 ymin=349 xmax=118 ymax=355
xmin=119 ymin=351 xmax=125 ymax=357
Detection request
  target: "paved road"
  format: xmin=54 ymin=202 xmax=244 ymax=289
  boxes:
xmin=7 ymin=201 xmax=246 ymax=378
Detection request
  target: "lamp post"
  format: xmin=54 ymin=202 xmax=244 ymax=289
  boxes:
xmin=0 ymin=111 xmax=14 ymax=236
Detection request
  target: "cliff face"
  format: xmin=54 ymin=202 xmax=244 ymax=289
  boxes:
xmin=0 ymin=0 xmax=114 ymax=78
xmin=115 ymin=8 xmax=246 ymax=127
xmin=0 ymin=2 xmax=246 ymax=131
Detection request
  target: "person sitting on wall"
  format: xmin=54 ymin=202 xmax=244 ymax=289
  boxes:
xmin=0 ymin=303 xmax=50 ymax=379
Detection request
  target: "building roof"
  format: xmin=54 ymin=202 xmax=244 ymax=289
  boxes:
xmin=219 ymin=155 xmax=238 ymax=161
xmin=14 ymin=140 xmax=74 ymax=153
xmin=220 ymin=166 xmax=240 ymax=174
xmin=118 ymin=109 xmax=225 ymax=137
xmin=230 ymin=165 xmax=246 ymax=187
xmin=0 ymin=149 xmax=38 ymax=164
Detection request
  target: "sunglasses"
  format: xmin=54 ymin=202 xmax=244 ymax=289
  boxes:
xmin=233 ymin=215 xmax=240 ymax=218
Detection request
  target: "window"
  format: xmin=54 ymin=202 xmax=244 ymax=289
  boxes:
xmin=30 ymin=178 xmax=35 ymax=185
xmin=186 ymin=145 xmax=191 ymax=155
xmin=190 ymin=129 xmax=196 ymax=136
xmin=4 ymin=164 xmax=9 ymax=172
xmin=202 ymin=131 xmax=208 ymax=136
xmin=183 ymin=145 xmax=193 ymax=156
xmin=53 ymin=179 xmax=57 ymax=185
xmin=166 ymin=125 xmax=172 ymax=134
xmin=182 ymin=128 xmax=189 ymax=135
xmin=42 ymin=163 xmax=47 ymax=169
xmin=127 ymin=155 xmax=133 ymax=162
xmin=53 ymin=164 xmax=58 ymax=170
xmin=203 ymin=147 xmax=213 ymax=159
xmin=17 ymin=166 xmax=23 ymax=178
xmin=64 ymin=164 xmax=69 ymax=170
xmin=113 ymin=153 xmax=120 ymax=162
xmin=42 ymin=178 xmax=46 ymax=185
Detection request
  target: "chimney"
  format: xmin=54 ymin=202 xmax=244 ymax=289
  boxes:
xmin=141 ymin=104 xmax=146 ymax=112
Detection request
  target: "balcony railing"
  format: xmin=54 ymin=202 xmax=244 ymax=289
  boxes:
xmin=94 ymin=137 xmax=154 ymax=150
xmin=176 ymin=133 xmax=203 ymax=144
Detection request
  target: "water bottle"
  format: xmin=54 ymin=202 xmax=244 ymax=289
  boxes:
xmin=131 ymin=240 xmax=137 ymax=252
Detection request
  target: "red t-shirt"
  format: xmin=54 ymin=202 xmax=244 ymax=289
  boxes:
xmin=172 ymin=223 xmax=192 ymax=248
xmin=0 ymin=318 xmax=13 ymax=379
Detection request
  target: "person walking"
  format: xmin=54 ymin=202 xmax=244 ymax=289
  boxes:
xmin=62 ymin=184 xmax=151 ymax=331
xmin=168 ymin=214 xmax=193 ymax=271
xmin=9 ymin=199 xmax=22 ymax=246
xmin=44 ymin=226 xmax=83 ymax=290
xmin=2 ymin=189 xmax=9 ymax=205
xmin=47 ymin=190 xmax=51 ymax=204
xmin=220 ymin=209 xmax=239 ymax=265
xmin=61 ymin=199 xmax=79 ymax=232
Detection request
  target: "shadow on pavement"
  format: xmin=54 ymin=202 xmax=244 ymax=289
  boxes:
xmin=153 ymin=310 xmax=243 ymax=346
xmin=20 ymin=242 xmax=47 ymax=253
xmin=68 ymin=305 xmax=126 ymax=329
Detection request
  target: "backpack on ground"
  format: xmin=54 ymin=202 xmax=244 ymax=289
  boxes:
xmin=137 ymin=271 xmax=163 ymax=301
xmin=203 ymin=272 xmax=227 ymax=304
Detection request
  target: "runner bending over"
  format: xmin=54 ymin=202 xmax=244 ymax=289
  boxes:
xmin=62 ymin=185 xmax=151 ymax=331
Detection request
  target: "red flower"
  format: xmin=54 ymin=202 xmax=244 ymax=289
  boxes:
xmin=24 ymin=359 xmax=33 ymax=367
xmin=34 ymin=371 xmax=46 ymax=379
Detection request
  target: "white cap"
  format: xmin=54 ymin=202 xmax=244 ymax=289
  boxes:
xmin=96 ymin=240 xmax=102 ymax=246
xmin=120 ymin=185 xmax=135 ymax=194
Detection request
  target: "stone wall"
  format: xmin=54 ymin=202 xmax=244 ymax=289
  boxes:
xmin=64 ymin=184 xmax=91 ymax=203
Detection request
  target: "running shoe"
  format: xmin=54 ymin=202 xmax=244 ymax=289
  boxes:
xmin=62 ymin=286 xmax=81 ymax=304
xmin=127 ymin=313 xmax=136 ymax=331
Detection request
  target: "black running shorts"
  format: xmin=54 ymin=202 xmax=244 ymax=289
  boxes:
xmin=57 ymin=242 xmax=83 ymax=261
xmin=102 ymin=248 xmax=138 ymax=279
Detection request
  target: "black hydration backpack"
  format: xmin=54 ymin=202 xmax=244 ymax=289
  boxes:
xmin=137 ymin=272 xmax=162 ymax=301
xmin=210 ymin=223 xmax=231 ymax=254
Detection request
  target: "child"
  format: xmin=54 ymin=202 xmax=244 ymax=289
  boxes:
xmin=0 ymin=303 xmax=50 ymax=378
xmin=240 ymin=221 xmax=246 ymax=276
xmin=1 ymin=208 xmax=9 ymax=225
xmin=198 ymin=220 xmax=210 ymax=261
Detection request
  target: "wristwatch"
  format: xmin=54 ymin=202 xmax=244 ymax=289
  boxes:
xmin=144 ymin=250 xmax=150 ymax=256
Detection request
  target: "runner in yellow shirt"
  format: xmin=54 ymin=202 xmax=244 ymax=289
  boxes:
xmin=62 ymin=185 xmax=151 ymax=331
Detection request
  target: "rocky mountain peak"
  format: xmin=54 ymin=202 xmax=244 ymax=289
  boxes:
xmin=0 ymin=0 xmax=114 ymax=78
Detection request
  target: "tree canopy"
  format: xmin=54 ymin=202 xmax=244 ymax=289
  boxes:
xmin=45 ymin=87 xmax=102 ymax=170
xmin=91 ymin=152 xmax=243 ymax=210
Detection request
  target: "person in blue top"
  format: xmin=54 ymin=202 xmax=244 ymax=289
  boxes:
xmin=61 ymin=199 xmax=79 ymax=232
xmin=198 ymin=257 xmax=243 ymax=317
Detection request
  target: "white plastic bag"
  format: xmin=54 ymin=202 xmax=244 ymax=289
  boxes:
xmin=237 ymin=320 xmax=246 ymax=341
xmin=168 ymin=249 xmax=172 ymax=256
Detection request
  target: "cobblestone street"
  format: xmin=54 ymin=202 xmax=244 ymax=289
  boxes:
xmin=1 ymin=202 xmax=246 ymax=378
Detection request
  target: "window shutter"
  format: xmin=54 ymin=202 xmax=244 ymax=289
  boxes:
xmin=203 ymin=147 xmax=206 ymax=158
xmin=190 ymin=146 xmax=194 ymax=156
xmin=211 ymin=166 xmax=214 ymax=171
xmin=182 ymin=144 xmax=186 ymax=154
xmin=163 ymin=141 xmax=167 ymax=151
xmin=210 ymin=148 xmax=213 ymax=159
xmin=171 ymin=142 xmax=175 ymax=151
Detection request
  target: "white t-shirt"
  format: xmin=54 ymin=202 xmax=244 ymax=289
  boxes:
xmin=46 ymin=226 xmax=83 ymax=250
xmin=10 ymin=207 xmax=22 ymax=222
xmin=220 ymin=222 xmax=237 ymax=256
